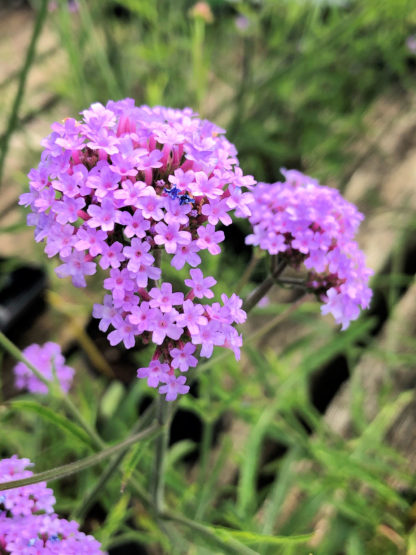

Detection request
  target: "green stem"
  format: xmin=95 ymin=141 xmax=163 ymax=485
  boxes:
xmin=0 ymin=0 xmax=49 ymax=186
xmin=152 ymin=397 xmax=171 ymax=513
xmin=276 ymin=276 xmax=308 ymax=288
xmin=0 ymin=424 xmax=159 ymax=492
xmin=235 ymin=250 xmax=262 ymax=295
xmin=194 ymin=418 xmax=214 ymax=520
xmin=195 ymin=293 xmax=309 ymax=376
xmin=191 ymin=17 xmax=207 ymax=111
xmin=161 ymin=512 xmax=257 ymax=555
xmin=242 ymin=260 xmax=286 ymax=313
xmin=61 ymin=394 xmax=105 ymax=450
xmin=72 ymin=402 xmax=156 ymax=520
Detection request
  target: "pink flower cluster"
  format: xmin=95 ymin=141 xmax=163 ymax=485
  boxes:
xmin=246 ymin=169 xmax=373 ymax=329
xmin=14 ymin=342 xmax=75 ymax=394
xmin=21 ymin=100 xmax=254 ymax=400
xmin=0 ymin=456 xmax=103 ymax=554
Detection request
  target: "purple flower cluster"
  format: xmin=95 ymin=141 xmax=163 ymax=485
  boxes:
xmin=0 ymin=456 xmax=103 ymax=554
xmin=21 ymin=100 xmax=254 ymax=400
xmin=246 ymin=169 xmax=373 ymax=329
xmin=14 ymin=342 xmax=75 ymax=394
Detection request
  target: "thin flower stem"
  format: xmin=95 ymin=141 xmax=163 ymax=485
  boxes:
xmin=242 ymin=260 xmax=287 ymax=313
xmin=194 ymin=417 xmax=214 ymax=520
xmin=152 ymin=396 xmax=172 ymax=513
xmin=247 ymin=294 xmax=310 ymax=343
xmin=0 ymin=0 xmax=49 ymax=187
xmin=60 ymin=395 xmax=105 ymax=450
xmin=276 ymin=276 xmax=308 ymax=288
xmin=161 ymin=512 xmax=258 ymax=555
xmin=72 ymin=402 xmax=156 ymax=521
xmin=0 ymin=424 xmax=159 ymax=492
xmin=152 ymin=247 xmax=162 ymax=288
xmin=196 ymin=293 xmax=310 ymax=375
xmin=235 ymin=250 xmax=262 ymax=295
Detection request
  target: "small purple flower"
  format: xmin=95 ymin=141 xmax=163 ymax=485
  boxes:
xmin=87 ymin=198 xmax=120 ymax=232
xmin=55 ymin=251 xmax=96 ymax=287
xmin=171 ymin=242 xmax=201 ymax=270
xmin=149 ymin=283 xmax=184 ymax=312
xmin=128 ymin=301 xmax=157 ymax=332
xmin=201 ymin=198 xmax=232 ymax=226
xmin=196 ymin=224 xmax=224 ymax=255
xmin=185 ymin=269 xmax=216 ymax=299
xmin=137 ymin=360 xmax=170 ymax=388
xmin=53 ymin=196 xmax=85 ymax=224
xmin=150 ymin=310 xmax=182 ymax=345
xmin=123 ymin=238 xmax=154 ymax=272
xmin=158 ymin=374 xmax=190 ymax=401
xmin=107 ymin=315 xmax=137 ymax=349
xmin=154 ymin=221 xmax=191 ymax=254
xmin=104 ymin=268 xmax=135 ymax=300
xmin=176 ymin=300 xmax=207 ymax=335
xmin=75 ymin=227 xmax=107 ymax=257
xmin=170 ymin=343 xmax=198 ymax=372
xmin=119 ymin=210 xmax=150 ymax=238
xmin=99 ymin=241 xmax=125 ymax=269
xmin=191 ymin=321 xmax=225 ymax=358
xmin=92 ymin=295 xmax=117 ymax=332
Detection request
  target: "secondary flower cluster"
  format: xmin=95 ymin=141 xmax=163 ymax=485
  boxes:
xmin=246 ymin=169 xmax=373 ymax=329
xmin=0 ymin=456 xmax=103 ymax=554
xmin=21 ymin=100 xmax=254 ymax=400
xmin=14 ymin=342 xmax=74 ymax=394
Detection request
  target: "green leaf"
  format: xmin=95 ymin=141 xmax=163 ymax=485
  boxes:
xmin=237 ymin=404 xmax=277 ymax=519
xmin=213 ymin=527 xmax=313 ymax=546
xmin=100 ymin=381 xmax=125 ymax=420
xmin=10 ymin=399 xmax=92 ymax=449
xmin=120 ymin=441 xmax=145 ymax=491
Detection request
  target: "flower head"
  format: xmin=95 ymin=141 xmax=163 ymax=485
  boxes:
xmin=246 ymin=169 xmax=372 ymax=329
xmin=22 ymin=101 xmax=254 ymax=400
xmin=14 ymin=342 xmax=74 ymax=394
xmin=0 ymin=456 xmax=104 ymax=553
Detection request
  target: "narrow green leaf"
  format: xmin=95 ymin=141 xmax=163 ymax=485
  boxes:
xmin=10 ymin=399 xmax=92 ymax=449
xmin=120 ymin=441 xmax=145 ymax=491
xmin=237 ymin=404 xmax=276 ymax=518
xmin=213 ymin=527 xmax=313 ymax=546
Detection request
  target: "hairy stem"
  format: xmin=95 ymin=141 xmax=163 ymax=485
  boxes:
xmin=0 ymin=424 xmax=159 ymax=492
xmin=235 ymin=250 xmax=262 ymax=295
xmin=152 ymin=397 xmax=171 ymax=513
xmin=242 ymin=260 xmax=287 ymax=313
xmin=73 ymin=402 xmax=156 ymax=521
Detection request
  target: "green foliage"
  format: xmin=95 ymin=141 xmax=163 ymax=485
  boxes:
xmin=48 ymin=0 xmax=416 ymax=182
xmin=1 ymin=0 xmax=416 ymax=552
